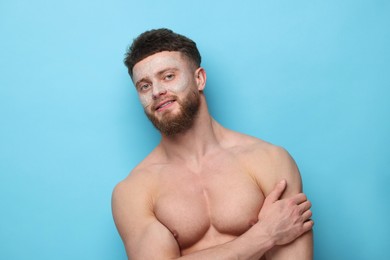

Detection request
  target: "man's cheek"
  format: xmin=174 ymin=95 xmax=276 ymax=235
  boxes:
xmin=171 ymin=84 xmax=187 ymax=93
xmin=139 ymin=95 xmax=152 ymax=108
xmin=167 ymin=78 xmax=189 ymax=93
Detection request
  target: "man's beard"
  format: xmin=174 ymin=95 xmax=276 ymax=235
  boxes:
xmin=145 ymin=90 xmax=200 ymax=136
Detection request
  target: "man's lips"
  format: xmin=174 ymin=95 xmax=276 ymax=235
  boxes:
xmin=154 ymin=99 xmax=176 ymax=111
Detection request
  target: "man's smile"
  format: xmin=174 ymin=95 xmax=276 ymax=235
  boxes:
xmin=155 ymin=99 xmax=176 ymax=112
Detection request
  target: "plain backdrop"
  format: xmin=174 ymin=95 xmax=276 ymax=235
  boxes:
xmin=1 ymin=0 xmax=389 ymax=259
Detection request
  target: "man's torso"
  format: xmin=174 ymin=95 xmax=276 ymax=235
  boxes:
xmin=135 ymin=134 xmax=274 ymax=255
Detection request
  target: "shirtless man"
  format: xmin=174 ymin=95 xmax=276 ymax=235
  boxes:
xmin=112 ymin=28 xmax=313 ymax=259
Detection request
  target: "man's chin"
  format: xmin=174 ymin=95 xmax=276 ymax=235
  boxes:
xmin=145 ymin=90 xmax=200 ymax=136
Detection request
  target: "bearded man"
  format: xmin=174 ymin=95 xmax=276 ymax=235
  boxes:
xmin=112 ymin=28 xmax=313 ymax=259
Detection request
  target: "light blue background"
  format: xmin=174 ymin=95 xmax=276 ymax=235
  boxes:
xmin=1 ymin=0 xmax=389 ymax=259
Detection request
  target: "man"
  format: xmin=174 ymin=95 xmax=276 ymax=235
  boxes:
xmin=112 ymin=28 xmax=313 ymax=259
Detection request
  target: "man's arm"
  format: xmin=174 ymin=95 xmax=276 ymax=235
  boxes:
xmin=112 ymin=171 xmax=312 ymax=260
xmin=257 ymin=146 xmax=313 ymax=260
xmin=111 ymin=173 xmax=181 ymax=259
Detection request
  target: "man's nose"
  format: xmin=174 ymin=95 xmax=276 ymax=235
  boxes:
xmin=152 ymin=83 xmax=167 ymax=99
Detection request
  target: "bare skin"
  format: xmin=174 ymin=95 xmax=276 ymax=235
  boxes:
xmin=112 ymin=51 xmax=313 ymax=259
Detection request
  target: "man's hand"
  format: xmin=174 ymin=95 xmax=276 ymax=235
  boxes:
xmin=257 ymin=179 xmax=313 ymax=246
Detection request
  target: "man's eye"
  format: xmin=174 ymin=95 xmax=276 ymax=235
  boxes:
xmin=139 ymin=84 xmax=150 ymax=91
xmin=165 ymin=74 xmax=174 ymax=80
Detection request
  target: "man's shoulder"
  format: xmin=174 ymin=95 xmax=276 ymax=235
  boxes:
xmin=113 ymin=152 xmax=162 ymax=199
xmin=115 ymin=160 xmax=160 ymax=192
xmin=223 ymin=129 xmax=300 ymax=194
xmin=223 ymin=129 xmax=288 ymax=159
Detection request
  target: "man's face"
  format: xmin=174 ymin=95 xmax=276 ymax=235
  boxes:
xmin=132 ymin=51 xmax=201 ymax=136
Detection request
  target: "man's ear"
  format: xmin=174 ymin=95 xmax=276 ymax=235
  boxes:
xmin=195 ymin=67 xmax=207 ymax=91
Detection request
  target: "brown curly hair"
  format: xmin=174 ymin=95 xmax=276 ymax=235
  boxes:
xmin=124 ymin=28 xmax=202 ymax=78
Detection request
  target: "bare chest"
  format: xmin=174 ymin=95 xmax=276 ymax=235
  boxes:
xmin=153 ymin=159 xmax=265 ymax=252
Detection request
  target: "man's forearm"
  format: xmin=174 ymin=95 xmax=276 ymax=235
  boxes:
xmin=177 ymin=223 xmax=275 ymax=260
xmin=177 ymin=179 xmax=313 ymax=260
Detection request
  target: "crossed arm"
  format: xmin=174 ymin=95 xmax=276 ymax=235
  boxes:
xmin=111 ymin=147 xmax=313 ymax=259
xmin=258 ymin=147 xmax=313 ymax=259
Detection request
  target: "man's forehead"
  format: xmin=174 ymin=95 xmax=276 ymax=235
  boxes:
xmin=132 ymin=51 xmax=190 ymax=81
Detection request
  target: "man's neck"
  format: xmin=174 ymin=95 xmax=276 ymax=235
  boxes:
xmin=158 ymin=97 xmax=223 ymax=166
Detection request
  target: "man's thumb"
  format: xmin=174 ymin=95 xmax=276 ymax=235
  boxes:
xmin=264 ymin=179 xmax=287 ymax=205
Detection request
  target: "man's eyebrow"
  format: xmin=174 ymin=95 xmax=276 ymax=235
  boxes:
xmin=135 ymin=68 xmax=178 ymax=87
xmin=156 ymin=67 xmax=178 ymax=77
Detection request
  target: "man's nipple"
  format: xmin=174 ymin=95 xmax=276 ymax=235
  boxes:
xmin=171 ymin=230 xmax=179 ymax=240
xmin=249 ymin=218 xmax=259 ymax=227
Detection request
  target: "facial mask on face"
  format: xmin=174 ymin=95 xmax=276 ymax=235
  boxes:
xmin=139 ymin=79 xmax=189 ymax=108
xmin=133 ymin=52 xmax=194 ymax=108
xmin=139 ymin=94 xmax=152 ymax=108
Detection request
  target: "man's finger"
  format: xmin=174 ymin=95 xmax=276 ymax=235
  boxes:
xmin=264 ymin=179 xmax=287 ymax=205
xmin=291 ymin=193 xmax=307 ymax=205
xmin=301 ymin=219 xmax=314 ymax=234
xmin=301 ymin=209 xmax=313 ymax=221
xmin=299 ymin=200 xmax=312 ymax=214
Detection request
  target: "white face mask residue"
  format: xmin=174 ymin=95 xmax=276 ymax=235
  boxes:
xmin=132 ymin=51 xmax=195 ymax=108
